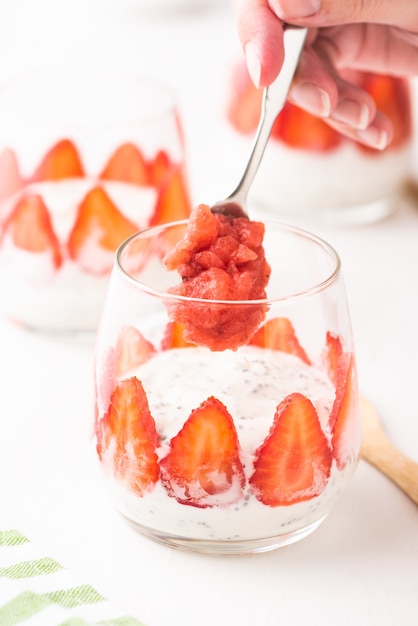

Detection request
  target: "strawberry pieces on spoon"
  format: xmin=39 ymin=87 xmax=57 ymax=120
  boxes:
xmin=163 ymin=203 xmax=270 ymax=351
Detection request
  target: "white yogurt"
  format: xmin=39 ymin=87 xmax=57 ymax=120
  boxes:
xmin=102 ymin=346 xmax=359 ymax=542
xmin=242 ymin=137 xmax=411 ymax=224
xmin=0 ymin=179 xmax=156 ymax=333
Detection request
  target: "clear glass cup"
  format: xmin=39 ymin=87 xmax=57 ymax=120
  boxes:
xmin=0 ymin=68 xmax=191 ymax=336
xmin=94 ymin=219 xmax=361 ymax=555
xmin=226 ymin=62 xmax=413 ymax=225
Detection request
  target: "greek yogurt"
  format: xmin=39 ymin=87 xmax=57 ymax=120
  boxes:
xmin=104 ymin=346 xmax=358 ymax=542
xmin=0 ymin=179 xmax=156 ymax=333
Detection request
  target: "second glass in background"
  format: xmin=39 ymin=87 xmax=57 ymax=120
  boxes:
xmin=0 ymin=68 xmax=191 ymax=336
xmin=226 ymin=62 xmax=413 ymax=225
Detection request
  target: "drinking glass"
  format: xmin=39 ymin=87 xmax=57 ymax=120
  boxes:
xmin=226 ymin=61 xmax=413 ymax=225
xmin=0 ymin=68 xmax=191 ymax=336
xmin=94 ymin=219 xmax=361 ymax=555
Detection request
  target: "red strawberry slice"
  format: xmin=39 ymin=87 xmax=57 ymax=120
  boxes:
xmin=160 ymin=396 xmax=245 ymax=508
xmin=331 ymin=354 xmax=361 ymax=470
xmin=249 ymin=317 xmax=311 ymax=364
xmin=323 ymin=331 xmax=344 ymax=387
xmin=272 ymin=101 xmax=342 ymax=151
xmin=99 ymin=142 xmax=150 ymax=185
xmin=99 ymin=376 xmax=160 ymax=496
xmin=149 ymin=167 xmax=191 ymax=226
xmin=67 ymin=185 xmax=138 ymax=274
xmin=249 ymin=393 xmax=332 ymax=506
xmin=148 ymin=149 xmax=171 ymax=187
xmin=32 ymin=139 xmax=85 ymax=181
xmin=3 ymin=193 xmax=62 ymax=268
xmin=161 ymin=321 xmax=196 ymax=349
xmin=0 ymin=148 xmax=24 ymax=206
xmin=115 ymin=325 xmax=156 ymax=378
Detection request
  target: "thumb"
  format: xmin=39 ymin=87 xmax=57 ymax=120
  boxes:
xmin=269 ymin=0 xmax=418 ymax=29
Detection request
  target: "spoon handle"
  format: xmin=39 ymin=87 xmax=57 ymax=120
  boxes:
xmin=361 ymin=418 xmax=418 ymax=506
xmin=227 ymin=25 xmax=308 ymax=207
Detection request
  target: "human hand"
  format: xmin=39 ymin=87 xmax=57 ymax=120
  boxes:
xmin=233 ymin=0 xmax=418 ymax=149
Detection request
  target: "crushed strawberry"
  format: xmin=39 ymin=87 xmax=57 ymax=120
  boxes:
xmin=67 ymin=185 xmax=138 ymax=274
xmin=149 ymin=166 xmax=191 ymax=226
xmin=163 ymin=204 xmax=270 ymax=351
xmin=249 ymin=317 xmax=311 ymax=364
xmin=115 ymin=326 xmax=156 ymax=378
xmin=0 ymin=148 xmax=24 ymax=206
xmin=160 ymin=396 xmax=245 ymax=508
xmin=3 ymin=193 xmax=62 ymax=268
xmin=99 ymin=142 xmax=150 ymax=185
xmin=31 ymin=139 xmax=85 ymax=181
xmin=98 ymin=376 xmax=160 ymax=496
xmin=249 ymin=393 xmax=332 ymax=506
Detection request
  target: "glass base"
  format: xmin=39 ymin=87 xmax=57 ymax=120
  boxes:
xmin=121 ymin=513 xmax=328 ymax=555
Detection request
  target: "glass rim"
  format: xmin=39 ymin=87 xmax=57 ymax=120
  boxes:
xmin=115 ymin=219 xmax=342 ymax=306
xmin=0 ymin=67 xmax=178 ymax=130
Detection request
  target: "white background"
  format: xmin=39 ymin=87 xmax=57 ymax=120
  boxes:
xmin=0 ymin=2 xmax=417 ymax=625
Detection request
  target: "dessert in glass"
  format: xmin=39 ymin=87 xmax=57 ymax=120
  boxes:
xmin=0 ymin=69 xmax=191 ymax=335
xmin=226 ymin=61 xmax=413 ymax=224
xmin=94 ymin=204 xmax=361 ymax=555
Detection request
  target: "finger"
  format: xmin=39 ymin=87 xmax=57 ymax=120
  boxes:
xmin=288 ymin=42 xmax=378 ymax=130
xmin=233 ymin=0 xmax=285 ymax=86
xmin=268 ymin=0 xmax=418 ymax=29
xmin=326 ymin=111 xmax=393 ymax=150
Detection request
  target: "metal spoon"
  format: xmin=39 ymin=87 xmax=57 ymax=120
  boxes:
xmin=212 ymin=25 xmax=308 ymax=218
xmin=361 ymin=396 xmax=418 ymax=506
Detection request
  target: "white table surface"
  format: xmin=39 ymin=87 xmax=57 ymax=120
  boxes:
xmin=0 ymin=1 xmax=417 ymax=625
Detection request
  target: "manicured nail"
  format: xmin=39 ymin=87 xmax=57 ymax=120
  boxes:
xmin=331 ymin=99 xmax=370 ymax=129
xmin=291 ymin=82 xmax=331 ymax=117
xmin=245 ymin=42 xmax=261 ymax=88
xmin=271 ymin=0 xmax=321 ymax=18
xmin=356 ymin=126 xmax=389 ymax=150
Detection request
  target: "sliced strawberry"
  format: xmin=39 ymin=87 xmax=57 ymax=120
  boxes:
xmin=149 ymin=166 xmax=191 ymax=226
xmin=95 ymin=346 xmax=116 ymax=456
xmin=3 ymin=193 xmax=62 ymax=268
xmin=160 ymin=396 xmax=245 ymax=508
xmin=99 ymin=142 xmax=150 ymax=185
xmin=249 ymin=317 xmax=311 ymax=364
xmin=249 ymin=393 xmax=332 ymax=506
xmin=0 ymin=148 xmax=24 ymax=206
xmin=115 ymin=325 xmax=156 ymax=378
xmin=32 ymin=139 xmax=85 ymax=181
xmin=148 ymin=149 xmax=171 ymax=187
xmin=67 ymin=186 xmax=138 ymax=274
xmin=323 ymin=331 xmax=344 ymax=386
xmin=272 ymin=101 xmax=342 ymax=151
xmin=331 ymin=354 xmax=361 ymax=470
xmin=161 ymin=321 xmax=196 ymax=349
xmin=99 ymin=376 xmax=160 ymax=496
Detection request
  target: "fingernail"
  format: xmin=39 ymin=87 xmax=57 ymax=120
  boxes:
xmin=356 ymin=126 xmax=389 ymax=150
xmin=245 ymin=42 xmax=261 ymax=88
xmin=291 ymin=82 xmax=331 ymax=117
xmin=271 ymin=0 xmax=321 ymax=18
xmin=331 ymin=99 xmax=370 ymax=129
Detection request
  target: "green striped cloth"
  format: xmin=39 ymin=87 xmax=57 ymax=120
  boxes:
xmin=0 ymin=529 xmax=145 ymax=626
